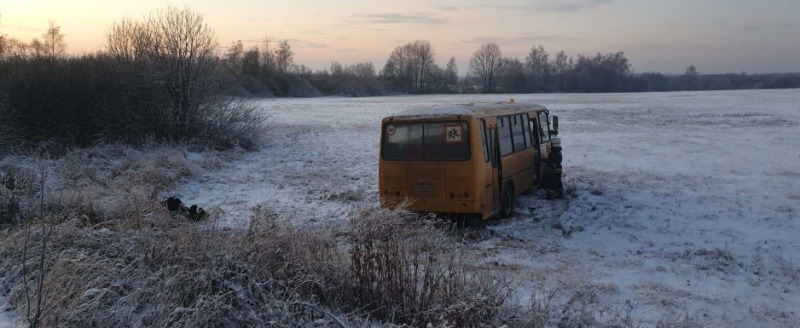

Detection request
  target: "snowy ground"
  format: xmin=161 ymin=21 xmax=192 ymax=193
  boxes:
xmin=2 ymin=89 xmax=798 ymax=327
xmin=172 ymin=90 xmax=799 ymax=326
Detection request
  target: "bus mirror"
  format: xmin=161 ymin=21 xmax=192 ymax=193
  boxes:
xmin=552 ymin=116 xmax=559 ymax=130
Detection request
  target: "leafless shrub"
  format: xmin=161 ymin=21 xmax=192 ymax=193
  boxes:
xmin=0 ymin=206 xmax=345 ymax=327
xmin=1 ymin=156 xmax=529 ymax=327
xmin=345 ymin=206 xmax=511 ymax=326
xmin=326 ymin=188 xmax=363 ymax=203
xmin=679 ymin=248 xmax=738 ymax=274
xmin=185 ymin=98 xmax=267 ymax=151
xmin=655 ymin=312 xmax=704 ymax=328
xmin=55 ymin=146 xmax=192 ymax=221
xmin=504 ymin=281 xmax=624 ymax=328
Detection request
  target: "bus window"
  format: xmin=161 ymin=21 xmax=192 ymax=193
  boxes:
xmin=480 ymin=120 xmax=489 ymax=162
xmin=538 ymin=112 xmax=550 ymax=142
xmin=498 ymin=116 xmax=513 ymax=156
xmin=382 ymin=122 xmax=469 ymax=161
xmin=511 ymin=114 xmax=526 ymax=151
xmin=522 ymin=113 xmax=531 ymax=148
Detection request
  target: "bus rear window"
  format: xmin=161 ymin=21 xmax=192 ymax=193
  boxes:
xmin=382 ymin=122 xmax=470 ymax=161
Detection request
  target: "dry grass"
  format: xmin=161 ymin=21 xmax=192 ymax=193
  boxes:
xmin=0 ymin=145 xmax=628 ymax=327
xmin=0 ymin=205 xmax=521 ymax=327
xmin=1 ymin=149 xmax=519 ymax=328
xmin=0 ymin=207 xmax=347 ymax=327
xmin=346 ymin=207 xmax=511 ymax=326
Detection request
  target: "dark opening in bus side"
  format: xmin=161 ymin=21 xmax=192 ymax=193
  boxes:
xmin=381 ymin=121 xmax=470 ymax=161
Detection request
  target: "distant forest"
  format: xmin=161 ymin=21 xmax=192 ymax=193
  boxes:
xmin=1 ymin=7 xmax=798 ymax=148
xmin=2 ymin=10 xmax=799 ymax=98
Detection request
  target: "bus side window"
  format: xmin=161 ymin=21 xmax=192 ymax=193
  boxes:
xmin=487 ymin=128 xmax=497 ymax=168
xmin=538 ymin=112 xmax=550 ymax=142
xmin=480 ymin=120 xmax=489 ymax=162
xmin=498 ymin=116 xmax=513 ymax=156
xmin=523 ymin=113 xmax=531 ymax=148
xmin=530 ymin=118 xmax=540 ymax=146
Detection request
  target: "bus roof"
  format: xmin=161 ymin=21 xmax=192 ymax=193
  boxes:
xmin=387 ymin=101 xmax=547 ymax=120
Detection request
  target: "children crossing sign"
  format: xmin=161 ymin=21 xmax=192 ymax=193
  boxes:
xmin=445 ymin=125 xmax=463 ymax=143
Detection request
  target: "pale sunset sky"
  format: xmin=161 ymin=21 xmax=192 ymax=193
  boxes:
xmin=1 ymin=0 xmax=798 ymax=74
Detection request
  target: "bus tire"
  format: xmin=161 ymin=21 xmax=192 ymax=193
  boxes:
xmin=500 ymin=185 xmax=514 ymax=219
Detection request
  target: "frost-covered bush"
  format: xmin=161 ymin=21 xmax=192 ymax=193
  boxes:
xmin=346 ymin=207 xmax=511 ymax=326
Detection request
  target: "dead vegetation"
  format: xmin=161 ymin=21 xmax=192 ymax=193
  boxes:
xmin=0 ymin=144 xmax=734 ymax=327
xmin=0 ymin=147 xmax=521 ymax=326
xmin=347 ymin=207 xmax=512 ymax=326
xmin=0 ymin=204 xmax=524 ymax=327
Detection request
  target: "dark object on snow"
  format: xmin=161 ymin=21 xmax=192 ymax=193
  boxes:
xmin=164 ymin=196 xmax=184 ymax=212
xmin=1 ymin=173 xmax=15 ymax=191
xmin=188 ymin=204 xmax=208 ymax=221
xmin=161 ymin=196 xmax=208 ymax=221
xmin=542 ymin=139 xmax=564 ymax=199
xmin=1 ymin=196 xmax=21 ymax=225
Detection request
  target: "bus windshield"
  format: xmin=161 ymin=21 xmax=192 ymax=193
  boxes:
xmin=382 ymin=121 xmax=470 ymax=161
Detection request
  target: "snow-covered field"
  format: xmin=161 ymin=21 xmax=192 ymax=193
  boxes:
xmin=1 ymin=89 xmax=798 ymax=327
xmin=171 ymin=89 xmax=799 ymax=326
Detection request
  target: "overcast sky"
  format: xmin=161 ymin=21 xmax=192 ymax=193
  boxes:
xmin=1 ymin=0 xmax=799 ymax=74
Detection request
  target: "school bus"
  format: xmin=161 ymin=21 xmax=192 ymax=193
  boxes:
xmin=379 ymin=100 xmax=559 ymax=220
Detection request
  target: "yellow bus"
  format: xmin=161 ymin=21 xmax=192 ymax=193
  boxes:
xmin=379 ymin=100 xmax=559 ymax=220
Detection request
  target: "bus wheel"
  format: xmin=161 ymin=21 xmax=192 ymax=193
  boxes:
xmin=500 ymin=186 xmax=514 ymax=219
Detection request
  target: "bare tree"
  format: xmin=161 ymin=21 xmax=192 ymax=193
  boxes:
xmin=469 ymin=43 xmax=503 ymax=93
xmin=0 ymin=12 xmax=6 ymax=57
xmin=347 ymin=61 xmax=376 ymax=78
xmin=105 ymin=6 xmax=220 ymax=136
xmin=553 ymin=50 xmax=569 ymax=92
xmin=224 ymin=40 xmax=244 ymax=74
xmin=242 ymin=46 xmax=260 ymax=76
xmin=684 ymin=65 xmax=699 ymax=90
xmin=410 ymin=40 xmax=435 ymax=92
xmin=260 ymin=37 xmax=276 ymax=77
xmin=106 ymin=18 xmax=150 ymax=62
xmin=382 ymin=40 xmax=437 ymax=93
xmin=275 ymin=40 xmax=294 ymax=74
xmin=497 ymin=57 xmax=527 ymax=92
xmin=382 ymin=44 xmax=414 ymax=91
xmin=29 ymin=39 xmax=45 ymax=58
xmin=525 ymin=45 xmax=549 ymax=91
xmin=142 ymin=6 xmax=218 ymax=135
xmin=445 ymin=57 xmax=458 ymax=92
xmin=42 ymin=20 xmax=66 ymax=58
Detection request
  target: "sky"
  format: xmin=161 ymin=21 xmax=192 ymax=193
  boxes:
xmin=1 ymin=0 xmax=799 ymax=74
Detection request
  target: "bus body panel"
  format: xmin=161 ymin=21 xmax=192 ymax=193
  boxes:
xmin=379 ymin=102 xmax=554 ymax=220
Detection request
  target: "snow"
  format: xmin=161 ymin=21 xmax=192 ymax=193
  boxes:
xmin=2 ymin=89 xmax=798 ymax=326
xmin=0 ymin=292 xmax=26 ymax=328
xmin=170 ymin=90 xmax=798 ymax=326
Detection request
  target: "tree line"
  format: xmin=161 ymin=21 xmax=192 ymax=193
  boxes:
xmin=0 ymin=7 xmax=264 ymax=151
xmin=1 ymin=7 xmax=799 ymax=149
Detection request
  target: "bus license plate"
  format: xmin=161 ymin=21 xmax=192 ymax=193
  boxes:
xmin=413 ymin=182 xmax=434 ymax=192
